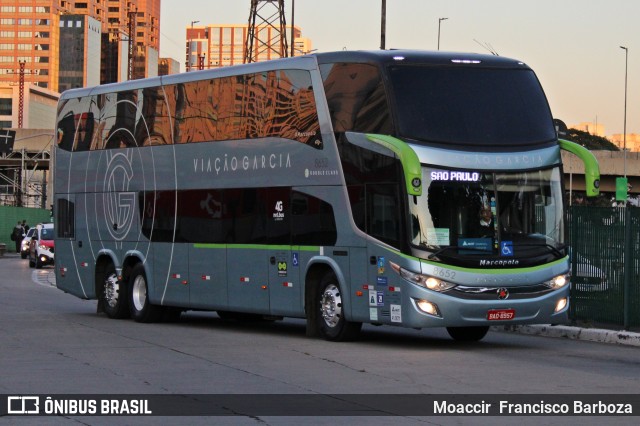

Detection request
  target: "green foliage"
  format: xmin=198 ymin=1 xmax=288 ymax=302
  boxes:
xmin=565 ymin=128 xmax=620 ymax=151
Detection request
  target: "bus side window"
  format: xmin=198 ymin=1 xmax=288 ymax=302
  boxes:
xmin=57 ymin=198 xmax=75 ymax=239
xmin=267 ymin=187 xmax=291 ymax=245
xmin=291 ymin=192 xmax=337 ymax=246
xmin=320 ymin=62 xmax=392 ymax=134
xmin=367 ymin=183 xmax=402 ymax=248
xmin=223 ymin=188 xmax=267 ymax=244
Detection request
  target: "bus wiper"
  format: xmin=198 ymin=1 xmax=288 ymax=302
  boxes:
xmin=513 ymin=243 xmax=566 ymax=258
xmin=427 ymin=246 xmax=492 ymax=260
xmin=427 ymin=243 xmax=566 ymax=260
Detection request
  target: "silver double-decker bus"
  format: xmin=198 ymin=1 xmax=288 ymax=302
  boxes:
xmin=54 ymin=50 xmax=600 ymax=341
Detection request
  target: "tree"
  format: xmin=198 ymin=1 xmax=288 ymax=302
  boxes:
xmin=565 ymin=128 xmax=620 ymax=151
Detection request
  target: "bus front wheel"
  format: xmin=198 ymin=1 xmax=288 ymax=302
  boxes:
xmin=129 ymin=264 xmax=162 ymax=323
xmin=316 ymin=273 xmax=362 ymax=342
xmin=446 ymin=326 xmax=489 ymax=342
xmin=100 ymin=263 xmax=129 ymax=319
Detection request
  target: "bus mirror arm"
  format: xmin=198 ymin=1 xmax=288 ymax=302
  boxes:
xmin=558 ymin=139 xmax=600 ymax=197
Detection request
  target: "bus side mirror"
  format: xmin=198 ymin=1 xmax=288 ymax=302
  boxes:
xmin=559 ymin=139 xmax=600 ymax=197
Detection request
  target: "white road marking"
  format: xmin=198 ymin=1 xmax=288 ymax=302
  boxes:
xmin=31 ymin=269 xmax=57 ymax=288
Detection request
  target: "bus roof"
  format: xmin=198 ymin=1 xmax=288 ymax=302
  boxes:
xmin=314 ymin=49 xmax=531 ymax=70
xmin=58 ymin=49 xmax=531 ymax=100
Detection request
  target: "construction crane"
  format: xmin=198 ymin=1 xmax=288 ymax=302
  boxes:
xmin=244 ymin=0 xmax=289 ymax=63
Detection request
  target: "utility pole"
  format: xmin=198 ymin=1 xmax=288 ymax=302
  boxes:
xmin=380 ymin=0 xmax=386 ymax=50
xmin=244 ymin=0 xmax=289 ymax=63
xmin=127 ymin=7 xmax=137 ymax=80
xmin=18 ymin=61 xmax=25 ymax=129
xmin=290 ymin=0 xmax=295 ymax=57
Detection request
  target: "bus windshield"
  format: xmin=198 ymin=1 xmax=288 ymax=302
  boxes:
xmin=410 ymin=166 xmax=565 ymax=265
xmin=388 ymin=66 xmax=557 ymax=148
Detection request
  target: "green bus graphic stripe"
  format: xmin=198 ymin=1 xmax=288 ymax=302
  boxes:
xmin=381 ymin=245 xmax=568 ymax=274
xmin=366 ymin=133 xmax=423 ymax=196
xmin=193 ymin=244 xmax=320 ymax=252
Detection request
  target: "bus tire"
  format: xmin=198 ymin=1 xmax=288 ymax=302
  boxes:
xmin=100 ymin=263 xmax=129 ymax=319
xmin=129 ymin=264 xmax=162 ymax=323
xmin=446 ymin=326 xmax=489 ymax=342
xmin=316 ymin=272 xmax=362 ymax=342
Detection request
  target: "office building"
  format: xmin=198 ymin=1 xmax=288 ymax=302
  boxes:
xmin=186 ymin=24 xmax=312 ymax=70
xmin=58 ymin=14 xmax=102 ymax=92
xmin=0 ymin=82 xmax=59 ymax=129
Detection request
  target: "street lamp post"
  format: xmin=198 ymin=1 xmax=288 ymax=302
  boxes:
xmin=438 ymin=18 xmax=448 ymax=51
xmin=188 ymin=20 xmax=200 ymax=72
xmin=620 ymin=46 xmax=628 ymax=178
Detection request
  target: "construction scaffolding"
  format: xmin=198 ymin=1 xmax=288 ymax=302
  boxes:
xmin=0 ymin=131 xmax=54 ymax=209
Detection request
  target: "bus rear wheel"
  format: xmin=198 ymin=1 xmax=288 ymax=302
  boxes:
xmin=446 ymin=326 xmax=490 ymax=342
xmin=316 ymin=272 xmax=362 ymax=341
xmin=129 ymin=264 xmax=162 ymax=323
xmin=100 ymin=263 xmax=129 ymax=319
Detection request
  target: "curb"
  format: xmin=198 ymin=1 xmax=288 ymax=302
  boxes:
xmin=494 ymin=324 xmax=640 ymax=347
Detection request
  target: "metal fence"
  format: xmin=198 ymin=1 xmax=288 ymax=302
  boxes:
xmin=568 ymin=206 xmax=640 ymax=329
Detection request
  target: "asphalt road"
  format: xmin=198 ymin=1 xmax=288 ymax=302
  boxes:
xmin=1 ymin=255 xmax=639 ymax=425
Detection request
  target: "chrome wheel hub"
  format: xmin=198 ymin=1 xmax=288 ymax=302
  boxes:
xmin=320 ymin=284 xmax=342 ymax=328
xmin=104 ymin=273 xmax=121 ymax=308
xmin=132 ymin=275 xmax=147 ymax=311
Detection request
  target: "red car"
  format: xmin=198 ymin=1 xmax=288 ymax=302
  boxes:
xmin=29 ymin=223 xmax=55 ymax=268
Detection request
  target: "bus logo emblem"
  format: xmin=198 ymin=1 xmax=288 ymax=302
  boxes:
xmin=497 ymin=288 xmax=509 ymax=300
xmin=103 ymin=151 xmax=135 ymax=241
xmin=278 ymin=261 xmax=287 ymax=276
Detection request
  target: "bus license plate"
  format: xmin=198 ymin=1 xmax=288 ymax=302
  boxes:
xmin=487 ymin=309 xmax=515 ymax=320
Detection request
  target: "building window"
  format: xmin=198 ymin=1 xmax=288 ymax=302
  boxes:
xmin=0 ymin=99 xmax=13 ymax=116
xmin=0 ymin=120 xmax=13 ymax=128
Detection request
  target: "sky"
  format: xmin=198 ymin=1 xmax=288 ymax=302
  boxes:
xmin=159 ymin=0 xmax=640 ymax=137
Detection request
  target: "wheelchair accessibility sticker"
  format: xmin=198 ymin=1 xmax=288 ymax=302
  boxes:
xmin=500 ymin=241 xmax=514 ymax=256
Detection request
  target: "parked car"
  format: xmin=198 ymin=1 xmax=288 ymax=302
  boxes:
xmin=572 ymin=252 xmax=608 ymax=292
xmin=20 ymin=228 xmax=36 ymax=259
xmin=29 ymin=223 xmax=54 ymax=269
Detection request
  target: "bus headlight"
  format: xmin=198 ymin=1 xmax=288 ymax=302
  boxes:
xmin=415 ymin=299 xmax=442 ymax=317
xmin=555 ymin=297 xmax=568 ymax=312
xmin=390 ymin=262 xmax=456 ymax=292
xmin=543 ymin=274 xmax=570 ymax=290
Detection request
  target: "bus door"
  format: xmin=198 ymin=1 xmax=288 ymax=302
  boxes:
xmin=69 ymin=194 xmax=94 ymax=292
xmin=266 ymin=187 xmax=300 ymax=316
xmin=55 ymin=194 xmax=91 ymax=298
xmin=365 ymin=183 xmax=405 ymax=324
xmin=153 ymin=243 xmax=189 ymax=307
xmin=225 ymin=188 xmax=270 ymax=314
xmin=149 ymin=190 xmax=189 ymax=307
xmin=181 ymin=189 xmax=228 ymax=310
